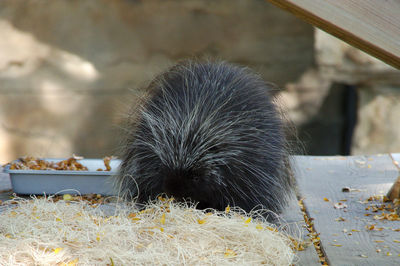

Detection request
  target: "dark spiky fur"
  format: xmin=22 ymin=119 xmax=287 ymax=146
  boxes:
xmin=115 ymin=60 xmax=294 ymax=214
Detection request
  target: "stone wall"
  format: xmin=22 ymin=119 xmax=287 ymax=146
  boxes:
xmin=314 ymin=30 xmax=400 ymax=155
xmin=1 ymin=0 xmax=399 ymax=164
xmin=0 ymin=0 xmax=314 ymax=163
xmin=278 ymin=29 xmax=400 ymax=156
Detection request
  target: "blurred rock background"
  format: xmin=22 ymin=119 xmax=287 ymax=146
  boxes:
xmin=0 ymin=0 xmax=399 ymax=164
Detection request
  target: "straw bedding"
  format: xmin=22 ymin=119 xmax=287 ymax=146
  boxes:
xmin=0 ymin=197 xmax=295 ymax=265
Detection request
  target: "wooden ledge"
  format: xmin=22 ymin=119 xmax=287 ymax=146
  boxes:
xmin=267 ymin=0 xmax=400 ymax=69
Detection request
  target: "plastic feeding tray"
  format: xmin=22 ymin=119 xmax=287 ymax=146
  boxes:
xmin=3 ymin=158 xmax=121 ymax=196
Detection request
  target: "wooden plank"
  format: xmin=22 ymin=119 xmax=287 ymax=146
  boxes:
xmin=266 ymin=0 xmax=400 ymax=69
xmin=387 ymin=153 xmax=400 ymax=200
xmin=281 ymin=192 xmax=321 ymax=265
xmin=294 ymin=155 xmax=400 ymax=265
xmin=391 ymin=153 xmax=400 ymax=170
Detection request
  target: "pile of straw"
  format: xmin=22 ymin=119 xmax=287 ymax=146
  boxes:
xmin=0 ymin=197 xmax=295 ymax=265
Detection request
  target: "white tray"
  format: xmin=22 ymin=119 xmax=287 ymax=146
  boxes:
xmin=3 ymin=158 xmax=121 ymax=196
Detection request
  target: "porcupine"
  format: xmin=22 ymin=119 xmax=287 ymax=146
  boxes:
xmin=115 ymin=60 xmax=295 ymax=216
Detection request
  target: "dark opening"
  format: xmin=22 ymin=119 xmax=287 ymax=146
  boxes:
xmin=297 ymin=83 xmax=358 ymax=155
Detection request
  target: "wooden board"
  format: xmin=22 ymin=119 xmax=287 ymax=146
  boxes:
xmin=391 ymin=154 xmax=400 ymax=170
xmin=266 ymin=0 xmax=400 ymax=69
xmin=294 ymin=155 xmax=400 ymax=265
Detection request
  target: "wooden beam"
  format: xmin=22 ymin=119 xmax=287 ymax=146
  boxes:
xmin=266 ymin=0 xmax=400 ymax=69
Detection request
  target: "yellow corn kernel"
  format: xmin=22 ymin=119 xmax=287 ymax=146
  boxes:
xmin=54 ymin=247 xmax=62 ymax=254
xmin=224 ymin=249 xmax=237 ymax=258
xmin=63 ymin=194 xmax=73 ymax=201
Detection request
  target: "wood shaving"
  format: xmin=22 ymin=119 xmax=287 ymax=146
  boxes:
xmin=0 ymin=197 xmax=295 ymax=265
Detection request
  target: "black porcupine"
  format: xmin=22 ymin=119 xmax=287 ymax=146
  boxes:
xmin=115 ymin=60 xmax=294 ymax=214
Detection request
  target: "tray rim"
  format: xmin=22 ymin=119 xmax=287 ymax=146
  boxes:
xmin=3 ymin=158 xmax=121 ymax=176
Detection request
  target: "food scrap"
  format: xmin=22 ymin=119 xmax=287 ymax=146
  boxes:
xmin=8 ymin=155 xmax=114 ymax=172
xmin=298 ymin=199 xmax=328 ymax=265
xmin=334 ymin=202 xmax=347 ymax=209
xmin=362 ymin=195 xmax=400 ymax=221
xmin=96 ymin=156 xmax=114 ymax=171
xmin=9 ymin=156 xmax=88 ymax=171
xmin=341 ymin=187 xmax=364 ymax=192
